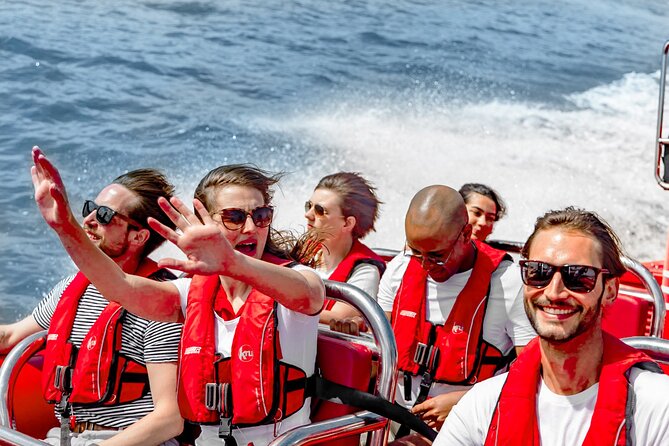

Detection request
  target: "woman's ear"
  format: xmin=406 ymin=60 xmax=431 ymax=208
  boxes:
xmin=343 ymin=215 xmax=356 ymax=234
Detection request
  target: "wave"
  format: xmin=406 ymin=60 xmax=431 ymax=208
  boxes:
xmin=252 ymin=71 xmax=667 ymax=260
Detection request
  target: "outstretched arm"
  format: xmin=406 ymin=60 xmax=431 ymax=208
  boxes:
xmin=30 ymin=147 xmax=181 ymax=322
xmin=150 ymin=196 xmax=324 ymax=315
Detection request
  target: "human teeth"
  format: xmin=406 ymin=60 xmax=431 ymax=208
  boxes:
xmin=542 ymin=307 xmax=575 ymax=315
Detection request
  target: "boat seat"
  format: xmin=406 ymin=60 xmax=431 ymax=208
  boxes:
xmin=310 ymin=332 xmax=377 ymax=446
xmin=602 ymin=285 xmax=654 ymax=338
xmin=1 ymin=336 xmax=58 ymax=440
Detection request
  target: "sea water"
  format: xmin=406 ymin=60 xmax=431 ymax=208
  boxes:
xmin=1 ymin=0 xmax=668 ymax=322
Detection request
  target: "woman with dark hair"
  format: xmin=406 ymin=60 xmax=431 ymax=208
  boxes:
xmin=32 ymin=151 xmax=324 ymax=446
xmin=304 ymin=172 xmax=385 ymax=327
xmin=458 ymin=183 xmax=507 ymax=242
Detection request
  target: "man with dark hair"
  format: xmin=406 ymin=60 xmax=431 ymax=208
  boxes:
xmin=0 ymin=147 xmax=183 ymax=445
xmin=378 ymin=185 xmax=534 ymax=440
xmin=434 ymin=207 xmax=669 ymax=446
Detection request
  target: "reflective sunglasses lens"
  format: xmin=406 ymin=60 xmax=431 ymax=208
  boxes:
xmin=82 ymin=200 xmax=96 ymax=218
xmin=251 ymin=207 xmax=273 ymax=228
xmin=304 ymin=201 xmax=312 ymax=213
xmin=96 ymin=206 xmax=116 ymax=225
xmin=221 ymin=209 xmax=247 ymax=229
xmin=521 ymin=261 xmax=555 ymax=288
xmin=313 ymin=204 xmax=326 ymax=216
xmin=562 ymin=265 xmax=597 ymax=293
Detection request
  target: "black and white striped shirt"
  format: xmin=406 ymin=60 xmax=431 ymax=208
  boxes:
xmin=33 ymin=273 xmax=182 ymax=427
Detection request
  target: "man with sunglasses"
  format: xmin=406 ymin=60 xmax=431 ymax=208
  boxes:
xmin=434 ymin=207 xmax=669 ymax=446
xmin=378 ymin=186 xmax=535 ymax=439
xmin=0 ymin=154 xmax=183 ymax=446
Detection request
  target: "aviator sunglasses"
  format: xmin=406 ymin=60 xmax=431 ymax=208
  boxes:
xmin=82 ymin=200 xmax=142 ymax=229
xmin=304 ymin=200 xmax=328 ymax=217
xmin=213 ymin=206 xmax=274 ymax=231
xmin=519 ymin=260 xmax=610 ymax=293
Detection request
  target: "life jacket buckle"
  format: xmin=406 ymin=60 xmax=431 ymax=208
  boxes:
xmin=206 ymin=382 xmax=232 ymax=416
xmin=205 ymin=383 xmax=222 ymax=411
xmin=413 ymin=343 xmax=439 ymax=370
xmin=54 ymin=365 xmax=72 ymax=393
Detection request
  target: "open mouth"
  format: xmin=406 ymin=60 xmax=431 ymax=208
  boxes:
xmin=235 ymin=241 xmax=257 ymax=256
xmin=85 ymin=230 xmax=101 ymax=242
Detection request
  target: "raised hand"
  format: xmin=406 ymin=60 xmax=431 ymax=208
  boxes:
xmin=149 ymin=196 xmax=239 ymax=276
xmin=30 ymin=146 xmax=75 ymax=230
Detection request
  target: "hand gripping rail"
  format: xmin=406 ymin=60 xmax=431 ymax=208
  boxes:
xmin=0 ymin=330 xmax=50 ymax=446
xmin=269 ymin=280 xmax=398 ymax=446
xmin=655 ymin=40 xmax=669 ymax=188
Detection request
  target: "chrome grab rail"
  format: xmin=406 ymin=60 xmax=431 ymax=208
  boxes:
xmin=0 ymin=330 xmax=50 ymax=445
xmin=623 ymin=336 xmax=669 ymax=363
xmin=655 ymin=40 xmax=669 ymax=189
xmin=621 ymin=257 xmax=665 ymax=338
xmin=270 ymin=280 xmax=397 ymax=446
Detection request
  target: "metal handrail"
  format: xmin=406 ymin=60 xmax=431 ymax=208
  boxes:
xmin=0 ymin=330 xmax=50 ymax=445
xmin=655 ymin=40 xmax=669 ymax=189
xmin=621 ymin=257 xmax=666 ymax=338
xmin=623 ymin=336 xmax=669 ymax=363
xmin=271 ymin=280 xmax=397 ymax=446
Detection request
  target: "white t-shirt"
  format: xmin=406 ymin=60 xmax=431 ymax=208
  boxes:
xmin=171 ymin=267 xmax=319 ymax=446
xmin=377 ymin=253 xmax=536 ymax=407
xmin=316 ymin=262 xmax=381 ymax=298
xmin=435 ymin=368 xmax=669 ymax=446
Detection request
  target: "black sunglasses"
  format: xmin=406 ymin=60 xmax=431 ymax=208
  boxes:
xmin=82 ymin=200 xmax=142 ymax=229
xmin=304 ymin=200 xmax=327 ymax=217
xmin=519 ymin=260 xmax=610 ymax=293
xmin=214 ymin=206 xmax=274 ymax=231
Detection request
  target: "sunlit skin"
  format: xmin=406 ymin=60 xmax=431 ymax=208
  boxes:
xmin=305 ymin=187 xmax=361 ymax=326
xmin=524 ymin=228 xmax=619 ymax=395
xmin=210 ymin=185 xmax=269 ymax=261
xmin=405 ymin=221 xmax=475 ymax=283
xmin=304 ymin=188 xmax=352 ymax=260
xmin=82 ymin=184 xmax=143 ymax=260
xmin=465 ymin=193 xmax=497 ymax=241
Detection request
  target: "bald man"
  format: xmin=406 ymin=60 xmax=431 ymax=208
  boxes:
xmin=378 ymin=186 xmax=535 ymax=436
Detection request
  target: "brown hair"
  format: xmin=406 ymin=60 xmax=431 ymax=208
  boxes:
xmin=315 ymin=172 xmax=381 ymax=239
xmin=521 ymin=207 xmax=626 ymax=278
xmin=194 ymin=164 xmax=289 ymax=259
xmin=458 ymin=183 xmax=507 ymax=221
xmin=112 ymin=168 xmax=176 ymax=255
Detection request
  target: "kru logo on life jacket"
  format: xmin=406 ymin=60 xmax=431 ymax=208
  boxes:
xmin=392 ymin=240 xmax=510 ymax=386
xmin=179 ymin=254 xmax=312 ymax=429
xmin=238 ymin=345 xmax=254 ymax=362
xmin=42 ymin=261 xmax=161 ymax=406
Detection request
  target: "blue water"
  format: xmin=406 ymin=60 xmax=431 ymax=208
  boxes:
xmin=1 ymin=0 xmax=668 ymax=323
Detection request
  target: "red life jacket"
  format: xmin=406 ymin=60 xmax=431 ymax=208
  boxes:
xmin=485 ymin=333 xmax=662 ymax=446
xmin=42 ymin=260 xmax=162 ymax=406
xmin=324 ymin=240 xmax=386 ymax=310
xmin=392 ymin=240 xmax=509 ymax=385
xmin=178 ymin=254 xmax=312 ymax=426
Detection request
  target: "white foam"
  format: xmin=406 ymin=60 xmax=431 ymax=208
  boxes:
xmin=261 ymin=71 xmax=669 ymax=261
